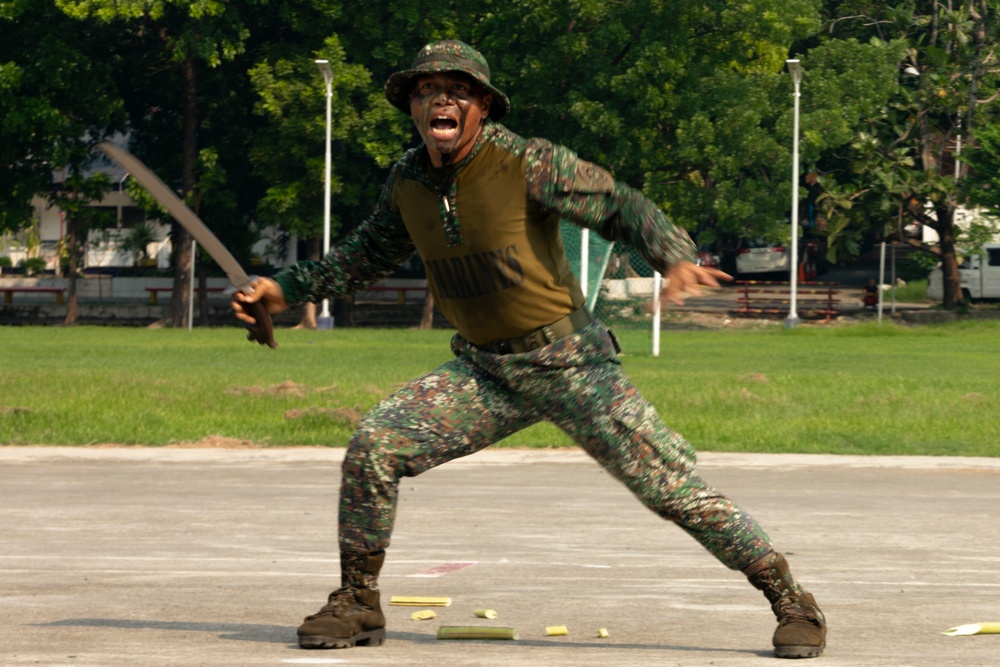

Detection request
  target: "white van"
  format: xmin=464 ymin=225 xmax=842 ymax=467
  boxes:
xmin=927 ymin=243 xmax=1000 ymax=301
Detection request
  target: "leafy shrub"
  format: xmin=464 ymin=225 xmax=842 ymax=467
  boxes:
xmin=20 ymin=257 xmax=47 ymax=275
xmin=897 ymin=252 xmax=939 ymax=282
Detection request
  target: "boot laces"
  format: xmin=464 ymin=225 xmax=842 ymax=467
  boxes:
xmin=774 ymin=596 xmax=820 ymax=627
xmin=309 ymin=586 xmax=364 ymax=619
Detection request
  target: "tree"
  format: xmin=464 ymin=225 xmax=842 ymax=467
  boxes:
xmin=26 ymin=0 xmax=983 ymax=327
xmin=245 ymin=0 xmax=838 ymax=284
xmin=49 ymin=172 xmax=115 ymax=324
xmin=1 ymin=1 xmax=127 ymax=324
xmin=959 ymin=112 xmax=1000 ymax=237
xmin=0 ymin=1 xmax=124 ymax=240
xmin=246 ymin=1 xmax=459 ymax=326
xmin=57 ymin=0 xmax=260 ymax=327
xmin=467 ymin=0 xmax=825 ymax=253
xmin=812 ymin=1 xmax=1000 ymax=309
xmin=248 ymin=29 xmax=408 ymax=326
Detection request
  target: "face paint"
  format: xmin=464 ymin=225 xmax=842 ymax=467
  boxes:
xmin=409 ymin=73 xmax=492 ymax=167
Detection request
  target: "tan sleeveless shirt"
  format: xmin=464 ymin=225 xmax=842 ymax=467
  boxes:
xmin=392 ymin=141 xmax=584 ymax=344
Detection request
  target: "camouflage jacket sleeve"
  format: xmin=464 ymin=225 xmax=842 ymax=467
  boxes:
xmin=524 ymin=139 xmax=695 ymax=274
xmin=272 ymin=160 xmax=416 ymax=307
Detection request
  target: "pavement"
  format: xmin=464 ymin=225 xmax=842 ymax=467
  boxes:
xmin=3 ymin=446 xmax=999 ymax=667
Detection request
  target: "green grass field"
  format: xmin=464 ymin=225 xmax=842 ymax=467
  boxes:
xmin=2 ymin=321 xmax=998 ymax=456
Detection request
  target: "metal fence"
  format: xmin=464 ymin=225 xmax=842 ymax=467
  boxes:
xmin=559 ymin=222 xmax=663 ymax=354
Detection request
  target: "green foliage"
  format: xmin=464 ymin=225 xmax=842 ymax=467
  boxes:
xmin=893 ymin=277 xmax=927 ymax=302
xmin=0 ymin=0 xmax=124 ymax=233
xmin=961 ymin=120 xmax=1000 ymax=224
xmin=810 ymin=1 xmax=1000 ymax=307
xmin=248 ymin=32 xmax=407 ymax=241
xmin=20 ymin=257 xmax=47 ymax=274
xmin=801 ymin=37 xmax=908 ymax=155
xmin=118 ymin=221 xmax=163 ymax=262
xmin=479 ymin=0 xmax=823 ymax=245
xmin=897 ymin=252 xmax=937 ymax=282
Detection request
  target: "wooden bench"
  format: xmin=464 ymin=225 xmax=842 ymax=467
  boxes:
xmin=146 ymin=286 xmax=226 ymax=305
xmin=352 ymin=285 xmax=426 ymax=304
xmin=0 ymin=286 xmax=66 ymax=304
xmin=732 ymin=281 xmax=841 ymax=322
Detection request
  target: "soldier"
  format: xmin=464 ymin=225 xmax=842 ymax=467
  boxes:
xmin=232 ymin=40 xmax=826 ymax=659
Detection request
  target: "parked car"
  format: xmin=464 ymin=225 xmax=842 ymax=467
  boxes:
xmin=695 ymin=247 xmax=721 ymax=269
xmin=927 ymin=243 xmax=1000 ymax=301
xmin=735 ymin=238 xmax=791 ymax=277
xmin=734 ymin=236 xmax=827 ymax=279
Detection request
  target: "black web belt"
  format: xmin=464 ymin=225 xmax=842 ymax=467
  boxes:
xmin=477 ymin=306 xmax=593 ymax=355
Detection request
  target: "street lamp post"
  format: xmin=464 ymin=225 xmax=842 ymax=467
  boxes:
xmin=954 ymin=110 xmax=962 ymax=180
xmin=785 ymin=59 xmax=802 ymax=329
xmin=315 ymin=59 xmax=334 ymax=330
xmin=886 ymin=64 xmax=922 ymax=323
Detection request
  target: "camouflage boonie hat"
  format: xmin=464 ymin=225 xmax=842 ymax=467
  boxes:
xmin=384 ymin=40 xmax=510 ymax=121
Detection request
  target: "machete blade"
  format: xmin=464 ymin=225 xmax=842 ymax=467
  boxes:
xmin=97 ymin=141 xmax=277 ymax=348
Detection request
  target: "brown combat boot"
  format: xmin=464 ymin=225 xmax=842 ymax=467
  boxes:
xmin=297 ymin=550 xmax=386 ymax=649
xmin=743 ymin=552 xmax=826 ymax=659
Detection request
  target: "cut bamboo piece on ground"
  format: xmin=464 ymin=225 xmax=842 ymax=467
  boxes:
xmin=942 ymin=622 xmax=1000 ymax=636
xmin=597 ymin=627 xmax=610 ymax=638
xmin=389 ymin=596 xmax=452 ymax=607
xmin=545 ymin=625 xmax=569 ymax=636
xmin=437 ymin=626 xmax=519 ymax=640
xmin=474 ymin=608 xmax=498 ymax=619
xmin=410 ymin=610 xmax=437 ymax=621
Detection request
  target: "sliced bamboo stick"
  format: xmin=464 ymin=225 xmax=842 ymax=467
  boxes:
xmin=437 ymin=626 xmax=519 ymax=640
xmin=942 ymin=622 xmax=1000 ymax=636
xmin=389 ymin=596 xmax=452 ymax=607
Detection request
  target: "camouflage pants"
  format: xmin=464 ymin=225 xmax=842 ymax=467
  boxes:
xmin=339 ymin=322 xmax=773 ymax=573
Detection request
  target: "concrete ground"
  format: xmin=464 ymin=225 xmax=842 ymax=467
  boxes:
xmin=2 ymin=447 xmax=999 ymax=667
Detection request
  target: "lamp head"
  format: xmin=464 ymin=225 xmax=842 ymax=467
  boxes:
xmin=315 ymin=59 xmax=333 ymax=85
xmin=786 ymin=59 xmax=802 ymax=84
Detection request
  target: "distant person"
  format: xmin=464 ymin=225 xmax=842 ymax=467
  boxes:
xmin=863 ymin=279 xmax=878 ymax=308
xmin=233 ymin=39 xmax=826 ymax=659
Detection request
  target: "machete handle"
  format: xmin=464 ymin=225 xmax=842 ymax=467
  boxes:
xmin=243 ymin=299 xmax=277 ymax=349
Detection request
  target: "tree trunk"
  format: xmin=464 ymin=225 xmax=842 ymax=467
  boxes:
xmin=169 ymin=226 xmax=193 ymax=327
xmin=419 ymin=290 xmax=435 ymax=329
xmin=64 ymin=215 xmax=78 ymax=325
xmin=198 ymin=260 xmax=210 ymax=323
xmin=170 ymin=52 xmax=198 ymax=328
xmin=334 ymin=297 xmax=354 ymax=327
xmin=938 ymin=223 xmax=962 ymax=310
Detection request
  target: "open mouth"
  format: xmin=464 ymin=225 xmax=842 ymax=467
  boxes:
xmin=428 ymin=116 xmax=459 ymax=140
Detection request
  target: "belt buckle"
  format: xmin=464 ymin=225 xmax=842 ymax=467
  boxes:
xmin=523 ymin=329 xmax=548 ymax=352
